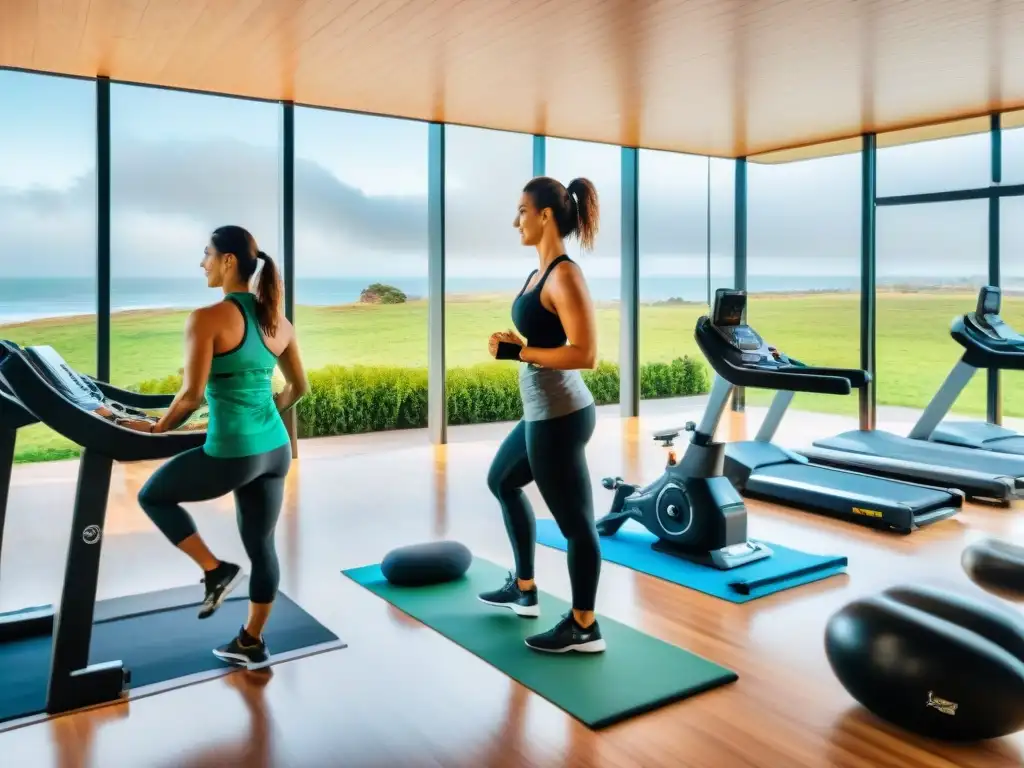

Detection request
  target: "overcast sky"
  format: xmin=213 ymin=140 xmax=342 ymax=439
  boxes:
xmin=1 ymin=69 xmax=1022 ymax=283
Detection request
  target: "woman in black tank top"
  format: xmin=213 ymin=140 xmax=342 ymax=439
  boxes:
xmin=478 ymin=176 xmax=607 ymax=654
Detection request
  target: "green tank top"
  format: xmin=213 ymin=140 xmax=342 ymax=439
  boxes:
xmin=203 ymin=292 xmax=290 ymax=459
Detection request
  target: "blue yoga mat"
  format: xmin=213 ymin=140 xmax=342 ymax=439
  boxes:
xmin=535 ymin=519 xmax=847 ymax=603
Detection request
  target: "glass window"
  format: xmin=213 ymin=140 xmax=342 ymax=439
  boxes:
xmin=544 ymin=138 xmax=621 ymax=368
xmin=109 ymin=85 xmax=281 ymax=391
xmin=294 ymin=108 xmax=428 ymax=376
xmin=876 ymin=200 xmax=989 ymax=417
xmin=877 ymin=119 xmax=991 ymax=197
xmin=444 ymin=126 xmax=534 ymax=375
xmin=0 ymin=71 xmax=96 ymax=462
xmin=1001 ymin=111 xmax=1024 ymax=185
xmin=709 ymin=158 xmax=735 ymax=297
xmin=1000 ymin=197 xmax=1024 ymax=419
xmin=747 ymin=150 xmax=861 ymax=418
xmin=638 ymin=149 xmax=710 ymax=399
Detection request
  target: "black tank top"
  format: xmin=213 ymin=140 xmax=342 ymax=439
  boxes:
xmin=511 ymin=254 xmax=572 ymax=348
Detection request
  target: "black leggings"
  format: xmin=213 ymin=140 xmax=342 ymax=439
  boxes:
xmin=137 ymin=443 xmax=292 ymax=604
xmin=487 ymin=404 xmax=600 ymax=611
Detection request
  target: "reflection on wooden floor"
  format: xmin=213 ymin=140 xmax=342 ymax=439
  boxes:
xmin=1 ymin=401 xmax=1023 ymax=767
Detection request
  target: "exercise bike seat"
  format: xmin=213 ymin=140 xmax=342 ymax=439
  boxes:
xmin=652 ymin=422 xmax=695 ymax=445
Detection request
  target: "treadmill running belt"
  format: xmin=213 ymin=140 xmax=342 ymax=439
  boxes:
xmin=981 ymin=435 xmax=1024 ymax=456
xmin=815 ymin=430 xmax=1024 ymax=475
xmin=747 ymin=462 xmax=953 ymax=510
xmin=0 ymin=586 xmax=342 ymax=725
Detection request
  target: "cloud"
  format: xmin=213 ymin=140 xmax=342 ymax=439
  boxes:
xmin=0 ymin=135 xmax=1005 ymax=280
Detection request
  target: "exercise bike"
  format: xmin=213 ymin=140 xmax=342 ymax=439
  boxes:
xmin=595 ymin=288 xmax=865 ymax=570
xmin=596 ymin=408 xmax=770 ymax=570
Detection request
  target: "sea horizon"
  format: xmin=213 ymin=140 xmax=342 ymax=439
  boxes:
xmin=0 ymin=274 xmax=1015 ymax=325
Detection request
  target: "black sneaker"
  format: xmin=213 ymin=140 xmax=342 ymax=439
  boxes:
xmin=525 ymin=612 xmax=606 ymax=654
xmin=212 ymin=627 xmax=271 ymax=669
xmin=477 ymin=571 xmax=540 ymax=617
xmin=199 ymin=561 xmax=244 ymax=619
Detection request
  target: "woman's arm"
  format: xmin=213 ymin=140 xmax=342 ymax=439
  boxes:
xmin=273 ymin=331 xmax=310 ymax=414
xmin=150 ymin=310 xmax=214 ymax=434
xmin=518 ymin=264 xmax=598 ymax=370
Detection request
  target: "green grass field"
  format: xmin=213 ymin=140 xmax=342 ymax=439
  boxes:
xmin=3 ymin=290 xmax=1022 ymax=462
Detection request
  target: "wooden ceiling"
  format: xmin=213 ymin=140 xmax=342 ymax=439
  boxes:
xmin=2 ymin=0 xmax=1023 ymax=157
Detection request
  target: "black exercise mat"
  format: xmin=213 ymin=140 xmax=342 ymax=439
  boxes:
xmin=0 ymin=581 xmax=342 ymax=725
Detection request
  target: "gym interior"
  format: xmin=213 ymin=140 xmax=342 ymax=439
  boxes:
xmin=2 ymin=1 xmax=1024 ymax=766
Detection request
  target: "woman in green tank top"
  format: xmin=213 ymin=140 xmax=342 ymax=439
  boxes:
xmin=121 ymin=225 xmax=310 ymax=669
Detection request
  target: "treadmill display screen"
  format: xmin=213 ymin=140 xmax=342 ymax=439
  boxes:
xmin=980 ymin=287 xmax=1000 ymax=316
xmin=713 ymin=290 xmax=746 ymax=328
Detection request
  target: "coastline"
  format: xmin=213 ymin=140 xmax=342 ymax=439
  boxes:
xmin=0 ymin=285 xmax=997 ymax=328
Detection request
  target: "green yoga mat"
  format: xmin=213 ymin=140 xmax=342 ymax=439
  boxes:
xmin=343 ymin=557 xmax=737 ymax=729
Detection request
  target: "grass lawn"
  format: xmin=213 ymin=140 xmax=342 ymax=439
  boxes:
xmin=3 ymin=291 xmax=1022 ymax=462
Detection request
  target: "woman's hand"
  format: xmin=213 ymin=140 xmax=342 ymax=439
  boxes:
xmin=488 ymin=329 xmax=525 ymax=358
xmin=116 ymin=417 xmax=156 ymax=433
xmin=274 ymin=387 xmax=300 ymax=415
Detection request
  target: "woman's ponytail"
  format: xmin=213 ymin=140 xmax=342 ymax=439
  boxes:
xmin=254 ymin=251 xmax=282 ymax=337
xmin=566 ymin=177 xmax=600 ymax=251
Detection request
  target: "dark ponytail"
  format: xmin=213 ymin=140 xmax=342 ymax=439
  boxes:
xmin=523 ymin=176 xmax=601 ymax=252
xmin=565 ymin=177 xmax=599 ymax=251
xmin=210 ymin=225 xmax=282 ymax=337
xmin=254 ymin=251 xmax=282 ymax=337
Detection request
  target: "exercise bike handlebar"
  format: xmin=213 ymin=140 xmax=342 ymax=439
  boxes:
xmin=695 ymin=316 xmax=858 ymax=396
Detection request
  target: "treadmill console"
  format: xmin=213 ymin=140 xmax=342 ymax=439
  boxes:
xmin=696 ymin=290 xmax=867 ymax=394
xmin=978 ymin=285 xmax=1001 ymax=318
xmin=23 ymin=346 xmax=158 ymax=422
xmin=962 ymin=285 xmax=1024 ymax=348
xmin=0 ymin=341 xmax=208 ymax=463
xmin=26 ymin=346 xmax=106 ymax=413
xmin=711 ymin=289 xmax=764 ymax=354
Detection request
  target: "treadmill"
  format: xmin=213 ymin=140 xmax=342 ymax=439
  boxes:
xmin=702 ymin=292 xmax=962 ymax=534
xmin=802 ymin=288 xmax=1024 ymax=504
xmin=0 ymin=374 xmax=43 ymax=569
xmin=908 ymin=285 xmax=1024 ymax=455
xmin=0 ymin=340 xmax=206 ymax=722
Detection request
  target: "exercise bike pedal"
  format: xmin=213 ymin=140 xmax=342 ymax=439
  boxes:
xmin=651 ymin=538 xmax=773 ymax=571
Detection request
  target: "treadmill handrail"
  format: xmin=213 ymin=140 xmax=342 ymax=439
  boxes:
xmin=11 ymin=342 xmax=176 ymax=409
xmin=695 ymin=317 xmax=853 ymax=395
xmin=0 ymin=349 xmax=205 ymax=461
xmin=951 ymin=315 xmax=1024 ymax=371
xmin=0 ymin=385 xmax=38 ymax=430
xmin=0 ymin=343 xmax=37 ymax=429
xmin=786 ymin=364 xmax=872 ymax=389
xmin=88 ymin=379 xmax=176 ymax=410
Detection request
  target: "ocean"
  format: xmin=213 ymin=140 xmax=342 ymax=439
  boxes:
xmin=0 ymin=274 xmax=1006 ymax=324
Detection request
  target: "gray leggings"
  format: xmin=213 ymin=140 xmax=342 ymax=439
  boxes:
xmin=137 ymin=443 xmax=291 ymax=604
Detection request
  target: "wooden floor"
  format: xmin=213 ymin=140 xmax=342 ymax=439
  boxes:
xmin=1 ymin=400 xmax=1023 ymax=768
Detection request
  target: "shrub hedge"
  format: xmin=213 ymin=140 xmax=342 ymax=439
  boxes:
xmin=132 ymin=357 xmax=709 ymax=437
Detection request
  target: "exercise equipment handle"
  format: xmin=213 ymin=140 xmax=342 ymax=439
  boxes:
xmin=718 ymin=362 xmax=852 ymax=395
xmin=787 ymin=363 xmax=871 ymax=389
xmin=0 ymin=348 xmax=205 ymax=462
xmin=952 ymin=309 xmax=1024 ymax=371
xmin=89 ymin=380 xmax=176 ymax=410
xmin=695 ymin=318 xmax=854 ymax=396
